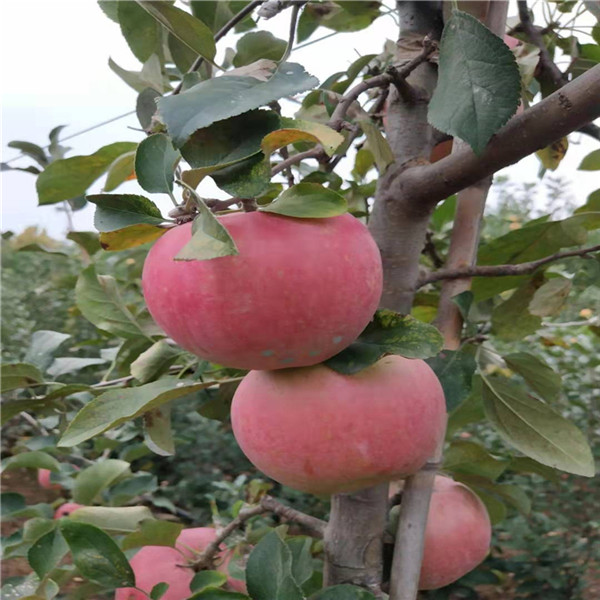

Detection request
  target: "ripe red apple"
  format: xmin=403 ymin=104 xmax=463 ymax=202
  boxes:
xmin=231 ymin=355 xmax=446 ymax=495
xmin=419 ymin=476 xmax=492 ymax=590
xmin=54 ymin=502 xmax=84 ymax=519
xmin=38 ymin=468 xmax=61 ymax=490
xmin=115 ymin=527 xmax=245 ymax=600
xmin=142 ymin=212 xmax=382 ymax=370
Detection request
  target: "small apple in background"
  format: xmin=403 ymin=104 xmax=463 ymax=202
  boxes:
xmin=142 ymin=212 xmax=383 ymax=371
xmin=231 ymin=355 xmax=446 ymax=496
xmin=115 ymin=527 xmax=245 ymax=600
xmin=418 ymin=475 xmax=492 ymax=590
xmin=54 ymin=502 xmax=84 ymax=519
xmin=37 ymin=468 xmax=61 ymax=490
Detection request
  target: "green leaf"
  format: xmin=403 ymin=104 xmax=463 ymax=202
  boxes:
xmin=150 ymin=582 xmax=170 ymax=600
xmin=135 ymin=134 xmax=181 ymax=194
xmin=158 ymin=62 xmax=318 ymax=146
xmin=131 ymin=340 xmax=180 ymax=384
xmin=69 ymin=506 xmax=154 ymax=533
xmin=75 ymin=264 xmax=148 ymax=339
xmin=428 ymin=10 xmax=521 ymax=154
xmin=144 ymin=403 xmax=175 ymax=456
xmin=168 ymin=32 xmax=197 ymax=73
xmin=175 ymin=198 xmax=239 ymax=261
xmin=260 ymin=183 xmax=347 ymax=218
xmin=87 ymin=193 xmax=164 ymax=232
xmin=190 ymin=571 xmax=228 ymax=593
xmin=188 ymin=590 xmax=249 ymax=600
xmin=262 ymin=118 xmax=344 ymax=157
xmin=72 ymin=459 xmax=131 ymax=504
xmin=536 ymin=137 xmax=569 ymax=171
xmin=579 ymin=148 xmax=600 ymax=170
xmin=28 ymin=529 xmax=69 ymax=579
xmin=326 ymin=310 xmax=444 ymax=375
xmin=1 ymin=492 xmax=26 ymax=517
xmin=109 ymin=55 xmax=168 ymax=94
xmin=99 ymin=224 xmax=168 ymax=252
xmin=137 ymin=87 xmax=162 ymax=130
xmin=181 ymin=110 xmax=281 ymax=169
xmin=136 ymin=1 xmax=216 ymax=63
xmin=107 ymin=473 xmax=158 ymax=506
xmin=1 ymin=451 xmax=60 ymax=474
xmin=311 ymin=585 xmax=377 ymax=599
xmin=287 ymin=537 xmax=314 ymax=587
xmin=7 ymin=140 xmax=48 ymax=167
xmin=16 ymin=243 xmax=70 ymax=257
xmin=246 ymin=529 xmax=304 ymax=600
xmin=59 ymin=377 xmax=234 ymax=447
xmin=121 ymin=519 xmax=183 ymax=551
xmin=47 ymin=357 xmax=107 ymax=378
xmin=357 ymin=116 xmax=394 ymax=173
xmin=528 ymin=276 xmax=572 ymax=317
xmin=444 ymin=440 xmax=508 ymax=481
xmin=118 ymin=1 xmax=162 ymax=63
xmin=59 ymin=520 xmax=135 ymax=588
xmin=503 ymin=352 xmax=561 ymax=402
xmin=104 ymin=151 xmax=136 ymax=192
xmin=481 ymin=375 xmax=594 ymax=477
xmin=233 ymin=31 xmax=287 ymax=67
xmin=426 ymin=346 xmax=476 ymax=412
xmin=211 ymin=152 xmax=272 ymax=198
xmin=491 ymin=278 xmax=542 ymax=341
xmin=1 ymin=362 xmax=44 ymax=392
xmin=36 ymin=142 xmax=137 ymax=205
xmin=67 ymin=231 xmax=102 ymax=255
xmin=509 ymin=456 xmax=559 ymax=483
xmin=190 ymin=1 xmax=235 ymax=33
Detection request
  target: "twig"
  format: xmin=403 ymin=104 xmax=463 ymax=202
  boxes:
xmin=20 ymin=411 xmax=50 ymax=435
xmin=271 ymin=148 xmax=325 ymax=176
xmin=279 ymin=1 xmax=306 ymax=64
xmin=173 ymin=0 xmax=264 ymax=95
xmin=418 ymin=244 xmax=600 ymax=287
xmin=191 ymin=495 xmax=326 ymax=571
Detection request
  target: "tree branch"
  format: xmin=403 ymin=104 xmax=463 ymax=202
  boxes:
xmin=388 ymin=64 xmax=600 ymax=210
xmin=271 ymin=148 xmax=325 ymax=176
xmin=191 ymin=495 xmax=325 ymax=571
xmin=419 ymin=244 xmax=600 ymax=286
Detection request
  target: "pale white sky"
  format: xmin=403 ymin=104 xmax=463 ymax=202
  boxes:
xmin=1 ymin=0 xmax=598 ymax=238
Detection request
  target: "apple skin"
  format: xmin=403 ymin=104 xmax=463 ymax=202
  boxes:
xmin=419 ymin=476 xmax=492 ymax=590
xmin=231 ymin=355 xmax=447 ymax=495
xmin=142 ymin=212 xmax=382 ymax=371
xmin=53 ymin=503 xmax=84 ymax=519
xmin=115 ymin=527 xmax=245 ymax=600
xmin=38 ymin=468 xmax=62 ymax=490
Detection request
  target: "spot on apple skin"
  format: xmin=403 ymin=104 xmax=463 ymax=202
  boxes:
xmin=309 ymin=349 xmax=321 ymax=356
xmin=332 ymin=336 xmax=343 ymax=344
xmin=281 ymin=357 xmax=294 ymax=364
xmin=261 ymin=349 xmax=275 ymax=357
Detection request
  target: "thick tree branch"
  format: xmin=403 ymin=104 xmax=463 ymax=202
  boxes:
xmin=419 ymin=244 xmax=600 ymax=286
xmin=191 ymin=495 xmax=325 ymax=571
xmin=389 ymin=64 xmax=600 ymax=210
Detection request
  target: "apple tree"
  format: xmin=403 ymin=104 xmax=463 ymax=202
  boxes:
xmin=2 ymin=1 xmax=599 ymax=600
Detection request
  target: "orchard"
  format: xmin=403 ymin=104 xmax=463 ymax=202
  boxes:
xmin=1 ymin=1 xmax=599 ymax=600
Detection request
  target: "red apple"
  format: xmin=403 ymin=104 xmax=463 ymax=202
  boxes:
xmin=419 ymin=476 xmax=492 ymax=590
xmin=231 ymin=355 xmax=446 ymax=495
xmin=115 ymin=527 xmax=245 ymax=600
xmin=54 ymin=502 xmax=84 ymax=519
xmin=38 ymin=468 xmax=61 ymax=490
xmin=142 ymin=212 xmax=382 ymax=370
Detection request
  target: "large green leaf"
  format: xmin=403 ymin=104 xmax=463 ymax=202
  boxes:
xmin=75 ymin=265 xmax=148 ymax=339
xmin=28 ymin=528 xmax=69 ymax=579
xmin=109 ymin=55 xmax=168 ymax=93
xmin=326 ymin=310 xmax=444 ymax=375
xmin=246 ymin=530 xmax=304 ymax=600
xmin=87 ymin=194 xmax=165 ymax=232
xmin=59 ymin=377 xmax=233 ymax=447
xmin=72 ymin=459 xmax=131 ymax=505
xmin=181 ymin=110 xmax=281 ymax=169
xmin=357 ymin=116 xmax=394 ymax=173
xmin=36 ymin=142 xmax=137 ymax=205
xmin=144 ymin=403 xmax=175 ymax=456
xmin=1 ymin=451 xmax=60 ymax=474
xmin=190 ymin=571 xmax=228 ymax=593
xmin=47 ymin=357 xmax=108 ymax=378
xmin=579 ymin=148 xmax=600 ymax=170
xmin=491 ymin=278 xmax=542 ymax=341
xmin=503 ymin=352 xmax=562 ymax=402
xmin=528 ymin=277 xmax=572 ymax=317
xmin=67 ymin=231 xmax=102 ymax=255
xmin=104 ymin=150 xmax=136 ymax=192
xmin=131 ymin=340 xmax=180 ymax=384
xmin=426 ymin=346 xmax=477 ymax=412
xmin=158 ymin=62 xmax=318 ymax=146
xmin=69 ymin=506 xmax=154 ymax=533
xmin=118 ymin=1 xmax=162 ymax=63
xmin=135 ymin=134 xmax=181 ymax=194
xmin=175 ymin=196 xmax=239 ymax=261
xmin=481 ymin=375 xmax=594 ymax=477
xmin=59 ymin=520 xmax=135 ymax=588
xmin=233 ymin=31 xmax=287 ymax=67
xmin=121 ymin=519 xmax=183 ymax=551
xmin=428 ymin=10 xmax=521 ymax=154
xmin=211 ymin=152 xmax=272 ymax=197
xmin=0 ymin=362 xmax=44 ymax=392
xmin=260 ymin=183 xmax=347 ymax=218
xmin=136 ymin=1 xmax=216 ymax=62
xmin=444 ymin=440 xmax=508 ymax=481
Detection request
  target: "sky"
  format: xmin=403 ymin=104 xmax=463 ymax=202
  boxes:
xmin=1 ymin=0 xmax=598 ymax=239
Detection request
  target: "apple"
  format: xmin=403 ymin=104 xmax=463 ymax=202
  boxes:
xmin=418 ymin=476 xmax=492 ymax=590
xmin=115 ymin=527 xmax=245 ymax=600
xmin=38 ymin=468 xmax=61 ymax=490
xmin=231 ymin=355 xmax=446 ymax=495
xmin=142 ymin=212 xmax=382 ymax=370
xmin=54 ymin=502 xmax=84 ymax=519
